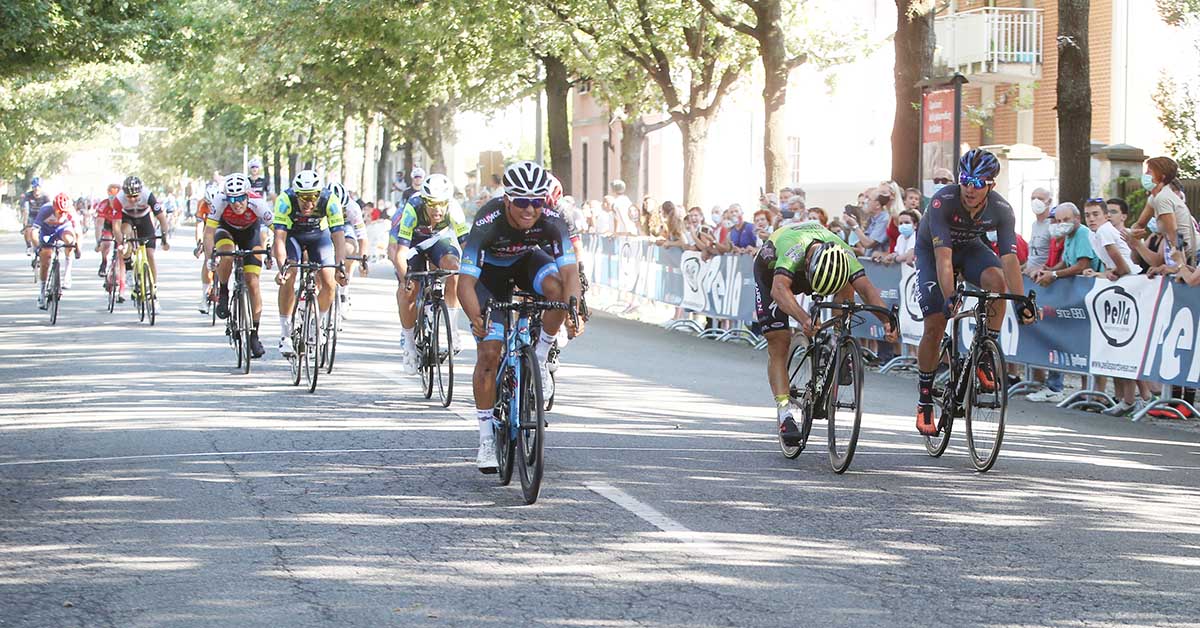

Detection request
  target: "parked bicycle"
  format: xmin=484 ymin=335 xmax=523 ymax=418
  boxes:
xmin=284 ymin=261 xmax=339 ymax=393
xmin=406 ymin=268 xmax=458 ymax=407
xmin=784 ymin=299 xmax=898 ymax=473
xmin=924 ymin=284 xmax=1037 ymax=472
xmin=39 ymin=241 xmax=75 ymax=325
xmin=482 ymin=292 xmax=577 ymax=505
xmin=127 ymin=235 xmax=165 ymax=325
xmin=213 ymin=248 xmax=269 ymax=374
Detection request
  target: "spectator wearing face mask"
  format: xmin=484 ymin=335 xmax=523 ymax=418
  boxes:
xmin=722 ymin=203 xmax=757 ymax=254
xmin=986 ymin=226 xmax=1029 ymax=264
xmin=752 ymin=209 xmax=774 ymax=247
xmin=1132 ymin=156 xmax=1195 ymax=267
xmin=1126 ymin=213 xmax=1171 ymax=273
xmin=806 ymin=207 xmax=828 ymax=227
xmin=1034 ymin=203 xmax=1094 ymax=287
xmin=1024 ymin=187 xmax=1054 ymax=275
xmin=876 ymin=210 xmax=919 ymax=265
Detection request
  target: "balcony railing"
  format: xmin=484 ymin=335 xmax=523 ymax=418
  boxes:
xmin=934 ymin=7 xmax=1044 ymax=82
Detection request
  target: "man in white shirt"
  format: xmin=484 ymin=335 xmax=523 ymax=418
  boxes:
xmin=1083 ymin=198 xmax=1138 ymax=280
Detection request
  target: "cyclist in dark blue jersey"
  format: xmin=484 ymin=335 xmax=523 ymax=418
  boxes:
xmin=914 ymin=149 xmax=1035 ymax=435
xmin=457 ymin=161 xmax=583 ymax=473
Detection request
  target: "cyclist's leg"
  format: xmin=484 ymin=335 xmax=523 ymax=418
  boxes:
xmin=241 ymin=227 xmax=265 ymax=355
xmin=915 ymin=244 xmax=950 ymax=433
xmin=308 ymin=231 xmax=337 ymax=318
xmin=213 ymin=227 xmax=237 ymax=317
xmin=432 ymin=239 xmax=463 ymax=331
xmin=36 ymin=230 xmax=51 ymax=284
xmin=962 ymin=241 xmax=1006 ymax=335
xmin=471 ymin=265 xmax=510 ymax=418
xmin=59 ymin=229 xmax=77 ymax=285
xmin=754 ymin=259 xmax=793 ymax=403
xmin=277 ymin=233 xmax=302 ymax=341
xmin=139 ymin=215 xmax=158 ymax=282
xmin=514 ymin=250 xmax=563 ymax=365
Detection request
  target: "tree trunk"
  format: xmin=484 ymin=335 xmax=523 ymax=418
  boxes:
xmin=272 ymin=143 xmax=282 ymax=194
xmin=679 ymin=116 xmax=712 ymax=208
xmin=287 ymin=143 xmax=298 ymax=188
xmin=419 ymin=105 xmax=447 ymax=174
xmin=340 ymin=110 xmax=356 ymax=184
xmin=892 ymin=0 xmax=935 ymax=188
xmin=377 ymin=124 xmax=392 ymax=202
xmin=303 ymin=126 xmax=315 ymax=170
xmin=620 ymin=119 xmax=646 ymax=202
xmin=362 ymin=112 xmax=380 ymax=200
xmin=759 ymin=0 xmax=790 ymax=193
xmin=1057 ymin=0 xmax=1092 ymax=205
xmin=542 ymin=54 xmax=573 ymax=194
xmin=402 ymin=138 xmax=414 ymax=187
xmin=259 ymin=137 xmax=270 ymax=187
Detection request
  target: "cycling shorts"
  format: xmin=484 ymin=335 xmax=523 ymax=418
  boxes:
xmin=914 ymin=238 xmax=1002 ymax=317
xmin=214 ymin=223 xmax=264 ymax=274
xmin=122 ymin=213 xmax=158 ymax=249
xmin=284 ymin=228 xmax=335 ymax=267
xmin=25 ymin=209 xmax=37 ymax=227
xmin=39 ymin=223 xmax=74 ymax=246
xmin=101 ymin=220 xmax=114 ymax=236
xmin=473 ymin=249 xmax=559 ymax=343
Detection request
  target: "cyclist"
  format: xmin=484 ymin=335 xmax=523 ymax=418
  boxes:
xmin=457 ymin=161 xmax=583 ymax=473
xmin=390 ymin=173 xmax=470 ymax=374
xmin=914 ymin=148 xmax=1035 ymax=436
xmin=247 ymin=158 xmax=271 ymax=197
xmin=205 ymin=173 xmax=273 ymax=359
xmin=93 ymin=183 xmax=122 ymax=281
xmin=754 ymin=220 xmax=897 ymax=444
xmin=114 ymin=176 xmax=171 ymax=287
xmin=20 ymin=177 xmax=49 ymax=255
xmin=194 ymin=182 xmax=219 ymax=312
xmin=327 ymin=183 xmax=370 ymax=319
xmin=35 ymin=193 xmax=80 ymax=309
xmin=541 ymin=173 xmax=588 ymax=373
xmin=272 ymin=170 xmax=348 ymax=357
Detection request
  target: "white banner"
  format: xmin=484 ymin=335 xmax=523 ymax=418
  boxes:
xmin=1086 ymin=275 xmax=1163 ymax=378
xmin=898 ymin=264 xmax=925 ymax=347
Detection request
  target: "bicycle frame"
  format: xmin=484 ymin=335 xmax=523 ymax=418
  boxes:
xmin=941 ymin=286 xmax=1036 ymax=411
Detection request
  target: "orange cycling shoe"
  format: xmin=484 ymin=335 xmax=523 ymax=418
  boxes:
xmin=916 ymin=404 xmax=939 ymax=435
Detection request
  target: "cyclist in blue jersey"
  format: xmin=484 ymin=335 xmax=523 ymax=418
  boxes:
xmin=457 ymin=161 xmax=583 ymax=473
xmin=914 ymin=149 xmax=1036 ymax=435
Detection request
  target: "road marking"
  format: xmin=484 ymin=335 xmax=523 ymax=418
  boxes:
xmin=381 ymin=371 xmax=478 ymax=423
xmin=586 ymin=481 xmax=722 ymax=556
xmin=0 ymin=447 xmax=472 ymax=467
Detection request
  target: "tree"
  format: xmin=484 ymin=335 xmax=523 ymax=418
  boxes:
xmin=891 ymin=0 xmax=935 ymax=188
xmin=1154 ymin=0 xmax=1200 ymax=177
xmin=1056 ymin=0 xmax=1092 ymax=205
xmin=0 ymin=0 xmax=161 ymax=80
xmin=540 ymin=0 xmax=755 ymax=206
xmin=541 ymin=54 xmax=573 ymax=193
xmin=694 ymin=0 xmax=867 ymax=192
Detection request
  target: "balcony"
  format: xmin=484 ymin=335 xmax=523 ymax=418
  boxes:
xmin=934 ymin=7 xmax=1044 ymax=84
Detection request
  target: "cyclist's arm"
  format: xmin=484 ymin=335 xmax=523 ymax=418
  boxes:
xmin=552 ymin=218 xmax=583 ymax=304
xmin=934 ymin=246 xmax=956 ymax=303
xmin=203 ymin=221 xmax=217 ymax=259
xmin=849 ymin=273 xmax=893 ymax=330
xmin=770 ymin=274 xmax=809 ymax=324
xmin=392 ymin=244 xmax=410 ymax=278
xmin=456 ymin=273 xmax=483 ymax=333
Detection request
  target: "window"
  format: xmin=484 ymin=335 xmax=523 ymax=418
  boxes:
xmin=788 ymin=136 xmax=802 ymax=185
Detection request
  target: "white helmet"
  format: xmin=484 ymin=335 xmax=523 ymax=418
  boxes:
xmin=421 ymin=174 xmax=453 ymax=202
xmin=503 ymin=161 xmax=550 ymax=198
xmin=292 ymin=170 xmax=322 ymax=193
xmin=223 ymin=172 xmax=250 ymax=197
xmin=248 ymin=157 xmax=263 ymax=169
xmin=203 ymin=182 xmax=219 ymax=204
xmin=410 ymin=166 xmax=426 ymax=179
xmin=327 ymin=182 xmax=350 ymax=206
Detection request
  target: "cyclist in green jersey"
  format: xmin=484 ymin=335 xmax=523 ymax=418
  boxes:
xmin=753 ymin=221 xmax=897 ymax=444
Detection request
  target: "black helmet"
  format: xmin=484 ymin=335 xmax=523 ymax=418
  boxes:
xmin=122 ymin=175 xmax=143 ymax=196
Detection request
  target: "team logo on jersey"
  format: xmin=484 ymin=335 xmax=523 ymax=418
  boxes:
xmin=476 ymin=208 xmax=502 ymax=225
xmin=931 ymin=199 xmax=941 ymax=209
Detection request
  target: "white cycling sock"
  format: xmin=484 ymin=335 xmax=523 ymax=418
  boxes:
xmin=279 ymin=315 xmax=290 ymax=338
xmin=402 ymin=326 xmax=416 ymax=352
xmin=63 ymin=255 xmax=74 ymax=276
xmin=202 ymin=283 xmax=210 ymax=297
xmin=447 ymin=307 xmax=461 ymax=331
xmin=536 ymin=329 xmax=555 ymax=364
xmin=477 ymin=409 xmax=494 ymax=438
xmin=38 ymin=280 xmax=45 ymax=292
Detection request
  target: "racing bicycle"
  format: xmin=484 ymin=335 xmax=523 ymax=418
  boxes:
xmin=213 ymin=248 xmax=269 ymax=374
xmin=406 ymin=268 xmax=457 ymax=407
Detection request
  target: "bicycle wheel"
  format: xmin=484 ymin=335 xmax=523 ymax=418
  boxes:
xmin=105 ymin=261 xmax=117 ymax=313
xmin=322 ymin=296 xmax=338 ymax=374
xmin=209 ymin=287 xmax=217 ymax=326
xmin=965 ymin=335 xmax=1007 ymax=472
xmin=827 ymin=338 xmax=864 ymax=474
xmin=239 ymin=286 xmax=252 ymax=375
xmin=495 ymin=400 xmax=515 ymax=487
xmin=289 ymin=308 xmax=302 ymax=386
xmin=433 ymin=300 xmax=454 ymax=407
xmin=135 ymin=264 xmax=146 ymax=322
xmin=516 ymin=345 xmax=545 ymax=504
xmin=230 ymin=303 xmax=243 ymax=371
xmin=145 ymin=264 xmax=156 ymax=326
xmin=781 ymin=343 xmax=818 ymax=458
xmin=47 ymin=259 xmax=60 ymax=326
xmin=304 ymin=293 xmax=320 ymax=393
xmin=419 ymin=307 xmax=435 ymax=399
xmin=924 ymin=338 xmax=955 ymax=458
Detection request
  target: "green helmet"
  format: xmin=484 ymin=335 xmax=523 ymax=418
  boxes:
xmin=807 ymin=241 xmax=852 ymax=296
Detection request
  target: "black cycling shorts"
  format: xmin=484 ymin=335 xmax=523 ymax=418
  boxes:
xmin=214 ymin=223 xmax=264 ymax=272
xmin=122 ymin=213 xmax=157 ymax=249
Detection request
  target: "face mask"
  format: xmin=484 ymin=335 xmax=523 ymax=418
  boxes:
xmin=986 ymin=230 xmax=998 ymax=242
xmin=1142 ymin=173 xmax=1156 ymax=191
xmin=723 ymin=219 xmax=734 ymax=229
xmin=932 ymin=183 xmax=947 ymax=195
xmin=1049 ymin=223 xmax=1071 ymax=238
xmin=1147 ymin=217 xmax=1159 ymax=234
xmin=898 ymin=223 xmax=915 ymax=237
xmin=1031 ymin=199 xmax=1046 ymax=215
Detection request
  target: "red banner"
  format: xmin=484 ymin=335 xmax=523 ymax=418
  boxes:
xmin=922 ymin=89 xmax=955 ymax=143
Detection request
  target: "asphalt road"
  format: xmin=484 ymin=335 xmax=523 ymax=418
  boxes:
xmin=1 ymin=231 xmax=1198 ymax=627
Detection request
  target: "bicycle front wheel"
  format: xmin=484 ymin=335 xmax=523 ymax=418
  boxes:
xmin=924 ymin=338 xmax=955 ymax=458
xmin=517 ymin=345 xmax=545 ymax=504
xmin=827 ymin=338 xmax=864 ymax=474
xmin=965 ymin=335 xmax=1007 ymax=472
xmin=135 ymin=265 xmax=146 ymax=322
xmin=105 ymin=262 xmax=117 ymax=313
xmin=418 ymin=309 xmax=434 ymax=399
xmin=47 ymin=259 xmax=60 ymax=325
xmin=433 ymin=300 xmax=454 ymax=407
xmin=303 ymin=294 xmax=320 ymax=393
xmin=323 ymin=296 xmax=338 ymax=374
xmin=782 ymin=343 xmax=817 ymax=459
xmin=144 ymin=263 xmax=156 ymax=326
xmin=239 ymin=287 xmax=252 ymax=375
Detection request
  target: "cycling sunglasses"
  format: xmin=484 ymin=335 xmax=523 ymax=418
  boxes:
xmin=296 ymin=191 xmax=320 ymax=202
xmin=508 ymin=196 xmax=546 ymax=209
xmin=958 ymin=174 xmax=991 ymax=190
xmin=425 ymin=199 xmax=449 ymax=210
xmin=227 ymin=194 xmax=248 ymax=204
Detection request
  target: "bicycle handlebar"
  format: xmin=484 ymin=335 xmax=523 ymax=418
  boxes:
xmin=282 ymin=262 xmax=341 ymax=271
xmin=406 ymin=269 xmax=457 ymax=279
xmin=956 ymin=284 xmax=1038 ymax=318
xmin=481 ymin=296 xmax=579 ymax=329
xmin=810 ymin=300 xmax=899 ymax=331
xmin=213 ymin=248 xmax=270 ymax=258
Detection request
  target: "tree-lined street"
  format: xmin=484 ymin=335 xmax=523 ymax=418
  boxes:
xmin=2 ymin=235 xmax=1199 ymax=626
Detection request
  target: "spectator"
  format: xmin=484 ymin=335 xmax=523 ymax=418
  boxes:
xmin=903 ymin=187 xmax=922 ymax=211
xmin=639 ymin=195 xmax=661 ymax=237
xmin=1025 ymin=187 xmax=1054 ymax=275
xmin=708 ymin=204 xmax=724 ymax=228
xmin=752 ymin=209 xmax=774 ymax=246
xmin=365 ymin=201 xmax=380 ymax=222
xmin=1082 ymin=199 xmax=1138 ymax=281
xmin=656 ymin=201 xmax=690 ymax=249
xmin=879 ymin=181 xmax=905 ymax=253
xmin=723 ymin=204 xmax=757 ymax=253
xmin=845 ymin=185 xmax=892 ymax=256
xmin=1133 ymin=156 xmax=1195 ymax=267
xmin=402 ymin=167 xmax=426 ymax=206
xmin=806 ymin=207 xmax=828 ymax=227
xmin=987 ymin=228 xmax=1029 ymax=264
xmin=489 ymin=174 xmax=504 ymax=199
xmin=584 ymin=199 xmax=603 ymax=234
xmin=877 ymin=209 xmax=919 ymax=265
xmin=1106 ymin=197 xmax=1130 ymax=230
xmin=779 ymin=187 xmax=794 ymax=206
xmin=1026 ymin=206 xmax=1079 ymax=404
xmin=1033 ymin=202 xmax=1093 ymax=287
xmin=595 ymin=197 xmax=616 ymax=236
xmin=785 ymin=196 xmax=806 ymax=221
xmin=390 ymin=171 xmax=405 ymax=205
xmin=930 ymin=166 xmax=954 ymax=190
xmin=791 ymin=186 xmax=806 ymax=204
xmin=1125 ymin=214 xmax=1170 ymax=273
xmin=693 ymin=206 xmax=721 ymax=259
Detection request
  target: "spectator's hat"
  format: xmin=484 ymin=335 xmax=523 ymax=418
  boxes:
xmin=411 ymin=166 xmax=427 ymax=179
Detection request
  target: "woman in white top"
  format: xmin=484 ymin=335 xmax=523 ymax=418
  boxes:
xmin=1133 ymin=156 xmax=1194 ymax=270
xmin=874 ymin=209 xmax=919 ymax=265
xmin=1082 ymin=199 xmax=1139 ymax=280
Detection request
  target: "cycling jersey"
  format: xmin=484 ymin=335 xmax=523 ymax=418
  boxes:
xmin=94 ymin=198 xmax=122 ymax=223
xmin=758 ymin=221 xmax=865 ymax=288
xmin=206 ymin=194 xmax=272 ymax=231
xmin=460 ymin=197 xmax=576 ymax=279
xmin=115 ymin=190 xmax=162 ymax=219
xmin=195 ymin=198 xmax=213 ymax=222
xmin=341 ymin=197 xmax=368 ymax=241
xmin=21 ymin=190 xmax=49 ymax=215
xmin=390 ymin=196 xmax=470 ymax=247
xmin=273 ymin=189 xmax=345 ymax=234
xmin=248 ymin=175 xmax=270 ymax=197
xmin=917 ymin=185 xmax=1017 ymax=256
xmin=545 ymin=204 xmax=581 ymax=246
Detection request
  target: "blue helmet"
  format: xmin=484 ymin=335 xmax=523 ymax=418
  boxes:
xmin=30 ymin=177 xmax=41 ymax=188
xmin=959 ymin=149 xmax=1000 ymax=187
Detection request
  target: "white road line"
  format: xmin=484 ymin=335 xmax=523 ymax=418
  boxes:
xmin=381 ymin=371 xmax=478 ymax=423
xmin=0 ymin=447 xmax=472 ymax=467
xmin=586 ymin=481 xmax=722 ymax=556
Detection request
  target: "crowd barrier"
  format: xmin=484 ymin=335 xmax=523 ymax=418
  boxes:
xmin=580 ymin=234 xmax=1200 ymax=410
